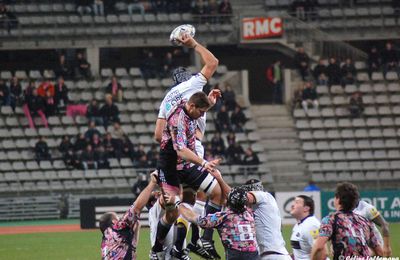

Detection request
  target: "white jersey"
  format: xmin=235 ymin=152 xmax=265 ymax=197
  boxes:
xmin=290 ymin=216 xmax=320 ymax=260
xmin=250 ymin=191 xmax=290 ymax=255
xmin=353 ymin=200 xmax=384 ymax=245
xmin=158 ymin=73 xmax=207 ymax=135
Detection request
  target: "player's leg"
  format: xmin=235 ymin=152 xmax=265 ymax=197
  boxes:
xmin=179 ymin=167 xmax=223 ymax=259
xmin=150 ymin=169 xmax=181 ymax=260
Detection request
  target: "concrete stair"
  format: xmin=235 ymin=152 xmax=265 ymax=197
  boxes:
xmin=250 ymin=105 xmax=309 ymax=191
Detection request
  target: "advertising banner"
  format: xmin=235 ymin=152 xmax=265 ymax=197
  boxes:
xmin=321 ymin=190 xmax=400 ymax=222
xmin=242 ymin=17 xmax=283 ymax=40
xmin=275 ymin=191 xmax=321 ymax=225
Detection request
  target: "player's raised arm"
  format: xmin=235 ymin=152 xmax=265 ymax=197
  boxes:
xmin=179 ymin=34 xmax=219 ymax=80
xmin=132 ymin=172 xmax=158 ymax=215
xmin=154 ymin=118 xmax=166 ymax=143
xmin=372 ymin=214 xmax=392 ymax=256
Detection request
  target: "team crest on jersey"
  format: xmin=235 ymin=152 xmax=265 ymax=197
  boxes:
xmin=310 ymin=229 xmax=319 ymax=239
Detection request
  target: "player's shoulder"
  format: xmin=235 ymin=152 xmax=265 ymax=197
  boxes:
xmin=303 ymin=216 xmax=321 ymax=228
xmin=321 ymin=212 xmax=336 ymax=225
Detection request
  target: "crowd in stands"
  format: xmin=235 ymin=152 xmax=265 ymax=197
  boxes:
xmin=0 ymin=2 xmax=17 ymax=33
xmin=292 ymin=41 xmax=399 ymax=116
xmin=74 ymin=0 xmax=232 ymax=17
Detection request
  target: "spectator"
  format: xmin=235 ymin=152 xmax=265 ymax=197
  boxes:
xmin=96 ymin=145 xmax=110 ymax=168
xmin=303 ymin=180 xmax=320 ymax=191
xmin=34 ymin=136 xmax=51 ymax=163
xmin=127 ymin=0 xmax=145 ymax=16
xmin=86 ymin=99 xmax=103 ymax=126
xmin=301 ymin=81 xmax=319 ymax=114
xmin=93 ymin=0 xmax=104 ymax=16
xmin=349 ymin=91 xmax=364 ymax=118
xmin=368 ymin=46 xmax=381 ymax=80
xmin=230 ymin=105 xmax=246 ymax=132
xmin=121 ymin=135 xmax=134 ymax=161
xmin=110 ymin=122 xmax=125 ymax=155
xmin=74 ymin=52 xmax=92 ymax=79
xmin=0 ymin=78 xmax=9 ymax=106
xmin=146 ymin=144 xmax=158 ymax=166
xmin=64 ymin=148 xmax=79 ymax=169
xmin=381 ymin=42 xmax=400 ymax=79
xmin=131 ymin=173 xmax=148 ymax=198
xmin=222 ymin=84 xmax=236 ymax=111
xmin=218 ymin=0 xmax=232 ymax=23
xmin=9 ymin=77 xmax=22 ymax=111
xmin=160 ymin=52 xmax=175 ymax=78
xmin=55 ymin=54 xmax=72 ymax=79
xmin=341 ymin=58 xmax=357 ymax=87
xmin=100 ymin=94 xmax=120 ymax=130
xmin=312 ymin=58 xmax=328 ymax=86
xmin=135 ymin=154 xmax=150 ymax=169
xmin=85 ymin=120 xmax=101 ymax=141
xmin=266 ymin=60 xmax=283 ymax=104
xmin=140 ymin=51 xmax=159 ymax=79
xmin=294 ymin=47 xmax=310 ymax=81
xmin=80 ymin=144 xmax=98 ymax=170
xmin=132 ymin=143 xmax=146 ymax=163
xmin=326 ymin=57 xmax=341 ymax=87
xmin=76 ymin=0 xmax=92 ymax=15
xmin=59 ymin=135 xmax=73 ymax=156
xmin=0 ymin=3 xmax=17 ymax=33
xmin=242 ymin=148 xmax=260 ymax=165
xmin=105 ymin=76 xmax=123 ymax=102
xmin=74 ymin=133 xmax=88 ymax=155
xmin=226 ymin=142 xmax=244 ymax=165
xmin=291 ymin=0 xmax=306 ymax=20
xmin=210 ymin=132 xmax=225 ymax=155
xmin=91 ymin=133 xmax=103 ymax=151
xmin=226 ymin=131 xmax=236 ymax=146
xmin=215 ymin=105 xmax=231 ymax=132
xmin=54 ymin=76 xmax=69 ymax=112
xmin=103 ymin=132 xmax=116 ymax=158
xmin=208 ymin=0 xmax=219 ymax=23
xmin=23 ymin=88 xmax=49 ymax=128
xmin=44 ymin=90 xmax=56 ymax=117
xmin=150 ymin=0 xmax=165 ymax=14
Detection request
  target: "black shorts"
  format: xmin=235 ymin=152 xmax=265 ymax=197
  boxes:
xmin=158 ymin=165 xmax=217 ymax=195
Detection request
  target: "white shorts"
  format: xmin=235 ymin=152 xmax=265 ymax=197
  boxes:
xmin=260 ymin=254 xmax=292 ymax=260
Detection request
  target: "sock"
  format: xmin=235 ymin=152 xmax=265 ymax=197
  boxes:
xmin=193 ymin=200 xmax=206 ymax=216
xmin=191 ymin=224 xmax=200 ymax=244
xmin=175 ymin=223 xmax=188 ymax=252
xmin=202 ymin=201 xmax=221 ymax=241
xmin=152 ymin=218 xmax=172 ymax=252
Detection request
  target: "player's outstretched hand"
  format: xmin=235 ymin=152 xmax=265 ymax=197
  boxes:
xmin=383 ymin=244 xmax=392 ymax=257
xmin=204 ymin=158 xmax=221 ymax=172
xmin=209 ymin=169 xmax=222 ymax=180
xmin=208 ymin=89 xmax=222 ymax=106
xmin=163 ymin=192 xmax=175 ymax=205
xmin=150 ymin=170 xmax=158 ymax=184
xmin=178 ymin=33 xmax=198 ymax=48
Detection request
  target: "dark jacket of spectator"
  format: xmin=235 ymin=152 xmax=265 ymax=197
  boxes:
xmin=55 ymin=54 xmax=71 ymax=79
xmin=230 ymin=106 xmax=247 ymax=131
xmin=0 ymin=79 xmax=9 ymax=106
xmin=349 ymin=92 xmax=364 ymax=117
xmin=9 ymin=77 xmax=22 ymax=109
xmin=218 ymin=0 xmax=232 ymax=14
xmin=85 ymin=122 xmax=101 ymax=141
xmin=87 ymin=99 xmax=102 ymax=118
xmin=216 ymin=105 xmax=231 ymax=132
xmin=302 ymin=86 xmax=318 ymax=100
xmin=226 ymin=143 xmax=244 ymax=164
xmin=294 ymin=48 xmax=310 ymax=80
xmin=59 ymin=136 xmax=73 ymax=155
xmin=381 ymin=44 xmax=398 ymax=64
xmin=27 ymin=93 xmax=46 ymax=114
xmin=222 ymin=85 xmax=236 ymax=111
xmin=35 ymin=138 xmax=51 ymax=161
xmin=326 ymin=58 xmax=341 ymax=86
xmin=242 ymin=148 xmax=260 ymax=165
xmin=74 ymin=134 xmax=88 ymax=152
xmin=313 ymin=62 xmax=327 ymax=80
xmin=100 ymin=99 xmax=120 ymax=128
xmin=54 ymin=77 xmax=69 ymax=108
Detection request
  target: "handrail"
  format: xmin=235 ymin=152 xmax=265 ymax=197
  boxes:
xmin=281 ymin=12 xmax=368 ymax=61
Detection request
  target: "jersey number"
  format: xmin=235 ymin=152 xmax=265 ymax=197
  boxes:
xmin=238 ymin=224 xmax=255 ymax=241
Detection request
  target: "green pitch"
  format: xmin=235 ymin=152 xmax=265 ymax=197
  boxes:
xmin=0 ymin=224 xmax=399 ymax=260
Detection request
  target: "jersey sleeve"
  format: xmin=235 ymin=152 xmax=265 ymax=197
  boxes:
xmin=367 ymin=220 xmax=380 ymax=249
xmin=189 ymin=73 xmax=207 ymax=91
xmin=249 ymin=191 xmax=267 ymax=205
xmin=363 ymin=202 xmax=380 ymax=220
xmin=114 ymin=204 xmax=138 ymax=230
xmin=319 ymin=215 xmax=334 ymax=239
xmin=196 ymin=115 xmax=206 ymax=134
xmin=306 ymin=221 xmax=321 ymax=247
xmin=197 ymin=211 xmax=226 ymax=229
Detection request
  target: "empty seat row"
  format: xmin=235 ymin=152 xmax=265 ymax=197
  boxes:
xmin=296 ymin=117 xmax=400 ymax=129
xmin=302 ymin=139 xmax=399 ymax=151
xmin=305 ymin=150 xmax=400 ymax=162
xmin=299 ymin=128 xmax=400 ymax=140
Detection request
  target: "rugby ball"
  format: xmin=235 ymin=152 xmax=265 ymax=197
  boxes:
xmin=169 ymin=24 xmax=196 ymax=46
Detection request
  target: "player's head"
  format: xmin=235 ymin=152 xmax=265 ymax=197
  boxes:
xmin=227 ymin=187 xmax=248 ymax=213
xmin=241 ymin=179 xmax=264 ymax=192
xmin=172 ymin=67 xmax=192 ymax=85
xmin=334 ymin=182 xmax=360 ymax=212
xmin=187 ymin=92 xmax=211 ymax=119
xmin=99 ymin=212 xmax=119 ymax=234
xmin=290 ymin=195 xmax=315 ymax=220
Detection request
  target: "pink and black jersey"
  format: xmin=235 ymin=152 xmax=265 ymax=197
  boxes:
xmin=101 ymin=205 xmax=139 ymax=260
xmin=197 ymin=208 xmax=258 ymax=253
xmin=158 ymin=101 xmax=197 ymax=171
xmin=319 ymin=211 xmax=380 ymax=260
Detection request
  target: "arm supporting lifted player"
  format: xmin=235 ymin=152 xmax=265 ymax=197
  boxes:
xmin=154 ymin=33 xmax=219 ymax=143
